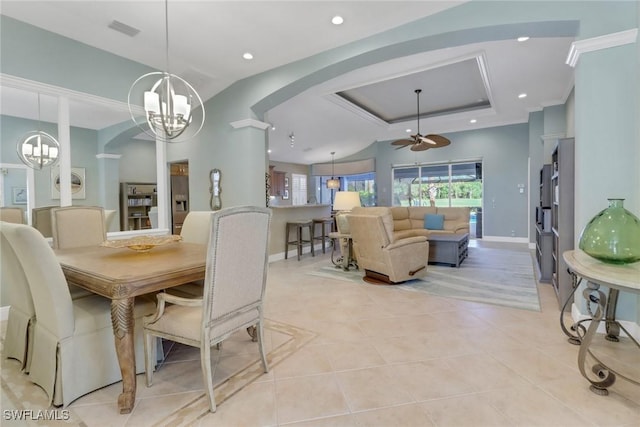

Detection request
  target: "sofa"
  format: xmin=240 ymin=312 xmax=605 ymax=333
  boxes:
xmin=351 ymin=206 xmax=470 ymax=240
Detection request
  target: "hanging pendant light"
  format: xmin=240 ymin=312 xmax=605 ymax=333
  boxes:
xmin=16 ymin=93 xmax=60 ymax=170
xmin=326 ymin=152 xmax=340 ymax=189
xmin=128 ymin=0 xmax=204 ymax=142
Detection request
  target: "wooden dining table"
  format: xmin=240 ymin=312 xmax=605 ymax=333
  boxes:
xmin=54 ymin=241 xmax=207 ymax=414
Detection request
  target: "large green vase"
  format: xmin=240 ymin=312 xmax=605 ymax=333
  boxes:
xmin=578 ymin=198 xmax=640 ymax=264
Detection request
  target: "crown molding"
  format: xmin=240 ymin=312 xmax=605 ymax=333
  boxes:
xmin=96 ymin=153 xmax=122 ymax=159
xmin=540 ymin=132 xmax=566 ymax=143
xmin=230 ymin=118 xmax=270 ymax=130
xmin=0 ymin=73 xmax=135 ymax=113
xmin=566 ymin=28 xmax=638 ymax=68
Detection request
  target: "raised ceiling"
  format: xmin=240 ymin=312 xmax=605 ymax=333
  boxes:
xmin=0 ymin=1 xmax=575 ymax=165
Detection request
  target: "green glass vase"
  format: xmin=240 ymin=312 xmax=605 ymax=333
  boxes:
xmin=578 ymin=198 xmax=640 ymax=264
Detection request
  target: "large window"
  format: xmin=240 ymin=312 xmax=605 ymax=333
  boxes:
xmin=392 ymin=161 xmax=482 ymax=208
xmin=315 ymin=172 xmax=376 ymax=206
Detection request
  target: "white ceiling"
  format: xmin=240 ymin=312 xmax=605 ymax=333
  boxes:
xmin=0 ymin=1 xmax=575 ymax=165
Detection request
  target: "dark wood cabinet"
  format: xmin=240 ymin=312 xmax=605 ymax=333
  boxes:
xmin=269 ymin=166 xmax=286 ymax=197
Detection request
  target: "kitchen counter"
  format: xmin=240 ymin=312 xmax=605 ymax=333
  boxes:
xmin=269 ymin=204 xmax=331 ymax=258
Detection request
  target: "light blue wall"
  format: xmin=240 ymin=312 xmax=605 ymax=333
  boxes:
xmin=339 ymin=124 xmax=530 ymax=239
xmin=2 ymin=2 xmax=638 ymax=321
xmin=1 ymin=115 xmax=101 ymax=208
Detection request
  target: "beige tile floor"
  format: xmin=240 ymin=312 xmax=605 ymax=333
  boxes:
xmin=2 ymin=240 xmax=639 ymax=426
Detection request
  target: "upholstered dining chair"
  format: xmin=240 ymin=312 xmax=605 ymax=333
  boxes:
xmin=143 ymin=206 xmax=272 ymax=413
xmin=103 ymin=209 xmax=117 ymax=232
xmin=2 ymin=222 xmax=157 ymax=407
xmin=0 ymin=207 xmax=25 ymax=224
xmin=0 ymin=222 xmax=36 ymax=373
xmin=165 ymin=211 xmax=214 ymax=297
xmin=32 ymin=205 xmax=56 ymax=237
xmin=51 ymin=206 xmax=106 ymax=249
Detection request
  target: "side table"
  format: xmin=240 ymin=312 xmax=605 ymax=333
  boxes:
xmin=562 ymin=250 xmax=639 ymax=396
xmin=328 ymin=231 xmax=356 ymax=271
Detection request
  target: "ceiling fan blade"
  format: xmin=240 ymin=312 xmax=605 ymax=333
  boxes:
xmin=417 ymin=135 xmax=437 ymax=145
xmin=410 ymin=142 xmax=432 ymax=151
xmin=391 ymin=139 xmax=415 ymax=146
xmin=424 ymin=134 xmax=451 ymax=148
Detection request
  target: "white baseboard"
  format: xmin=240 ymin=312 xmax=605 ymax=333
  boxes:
xmin=571 ymin=303 xmax=640 ymax=342
xmin=0 ymin=306 xmax=9 ymax=321
xmin=482 ymin=235 xmax=530 ymax=244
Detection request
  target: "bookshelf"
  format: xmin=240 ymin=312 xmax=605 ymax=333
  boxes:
xmin=120 ymin=182 xmax=157 ymax=231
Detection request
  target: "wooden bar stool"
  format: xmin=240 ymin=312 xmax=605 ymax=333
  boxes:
xmin=312 ymin=217 xmax=333 ymax=254
xmin=285 ymin=220 xmax=315 ymax=261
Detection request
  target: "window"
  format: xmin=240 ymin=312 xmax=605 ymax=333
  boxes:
xmin=291 ymin=173 xmax=307 ymax=206
xmin=315 ymin=172 xmax=376 ymax=206
xmin=392 ymin=161 xmax=482 ymax=208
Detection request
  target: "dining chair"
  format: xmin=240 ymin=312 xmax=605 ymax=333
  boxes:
xmin=103 ymin=209 xmax=117 ymax=232
xmin=165 ymin=211 xmax=213 ymax=297
xmin=51 ymin=206 xmax=106 ymax=249
xmin=143 ymin=206 xmax=272 ymax=413
xmin=0 ymin=222 xmax=36 ymax=373
xmin=32 ymin=205 xmax=56 ymax=238
xmin=2 ymin=222 xmax=157 ymax=407
xmin=0 ymin=207 xmax=25 ymax=224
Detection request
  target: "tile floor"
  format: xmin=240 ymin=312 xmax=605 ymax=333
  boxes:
xmin=2 ymin=240 xmax=639 ymax=426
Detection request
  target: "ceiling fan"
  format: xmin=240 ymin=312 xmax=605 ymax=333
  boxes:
xmin=391 ymin=89 xmax=451 ymax=151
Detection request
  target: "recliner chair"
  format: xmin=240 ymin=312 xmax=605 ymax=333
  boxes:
xmin=347 ymin=209 xmax=429 ymax=284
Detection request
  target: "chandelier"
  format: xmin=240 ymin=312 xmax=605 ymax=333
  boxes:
xmin=326 ymin=152 xmax=340 ymax=189
xmin=16 ymin=93 xmax=60 ymax=170
xmin=128 ymin=0 xmax=204 ymax=142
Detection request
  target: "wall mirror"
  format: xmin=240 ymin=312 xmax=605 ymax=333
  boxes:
xmin=209 ymin=169 xmax=221 ymax=211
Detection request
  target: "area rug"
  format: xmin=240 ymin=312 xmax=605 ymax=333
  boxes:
xmin=307 ymin=246 xmax=541 ymax=312
xmin=0 ymin=319 xmax=316 ymax=426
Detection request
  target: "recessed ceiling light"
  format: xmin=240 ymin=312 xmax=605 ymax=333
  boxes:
xmin=267 ymin=149 xmax=272 ymax=154
xmin=517 ymin=36 xmax=530 ymax=42
xmin=331 ymin=16 xmax=344 ymax=25
xmin=271 ymin=125 xmax=276 ymax=131
xmin=243 ymin=52 xmax=254 ymax=60
xmin=470 ymin=119 xmax=477 ymax=124
xmin=406 ymin=128 xmax=412 ymax=133
xmin=518 ymin=93 xmax=527 ymax=99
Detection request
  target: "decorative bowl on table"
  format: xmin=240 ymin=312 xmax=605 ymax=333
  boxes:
xmin=101 ymin=235 xmax=182 ymax=253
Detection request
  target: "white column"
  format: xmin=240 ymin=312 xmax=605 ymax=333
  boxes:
xmin=156 ymin=137 xmax=169 ymax=230
xmin=57 ymin=96 xmax=72 ymax=206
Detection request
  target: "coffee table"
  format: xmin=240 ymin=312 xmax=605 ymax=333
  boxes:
xmin=428 ymin=233 xmax=469 ymax=267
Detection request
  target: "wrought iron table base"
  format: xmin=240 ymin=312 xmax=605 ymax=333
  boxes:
xmin=561 ymin=270 xmax=640 ymax=396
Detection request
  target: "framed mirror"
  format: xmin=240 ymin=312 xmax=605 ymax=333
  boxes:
xmin=209 ymin=169 xmax=221 ymax=211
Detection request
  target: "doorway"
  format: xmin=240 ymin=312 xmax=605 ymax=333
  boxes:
xmin=169 ymin=161 xmax=189 ymax=235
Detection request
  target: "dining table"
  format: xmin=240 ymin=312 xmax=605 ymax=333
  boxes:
xmin=54 ymin=240 xmax=207 ymax=414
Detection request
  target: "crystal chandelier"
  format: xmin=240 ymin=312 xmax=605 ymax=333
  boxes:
xmin=326 ymin=152 xmax=340 ymax=189
xmin=128 ymin=0 xmax=204 ymax=142
xmin=16 ymin=93 xmax=60 ymax=170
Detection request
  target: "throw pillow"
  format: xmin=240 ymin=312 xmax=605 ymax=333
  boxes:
xmin=424 ymin=213 xmax=444 ymax=230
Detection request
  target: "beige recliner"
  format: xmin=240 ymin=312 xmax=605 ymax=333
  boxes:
xmin=347 ymin=209 xmax=429 ymax=284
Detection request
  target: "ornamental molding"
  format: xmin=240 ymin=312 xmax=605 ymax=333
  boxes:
xmin=230 ymin=118 xmax=271 ymax=130
xmin=566 ymin=28 xmax=638 ymax=68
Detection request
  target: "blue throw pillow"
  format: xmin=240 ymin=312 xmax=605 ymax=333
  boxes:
xmin=424 ymin=213 xmax=444 ymax=230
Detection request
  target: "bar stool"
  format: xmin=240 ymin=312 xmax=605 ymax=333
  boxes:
xmin=285 ymin=220 xmax=315 ymax=261
xmin=312 ymin=217 xmax=334 ymax=254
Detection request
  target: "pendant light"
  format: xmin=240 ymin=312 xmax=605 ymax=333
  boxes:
xmin=326 ymin=152 xmax=340 ymax=189
xmin=128 ymin=0 xmax=205 ymax=142
xmin=16 ymin=93 xmax=60 ymax=170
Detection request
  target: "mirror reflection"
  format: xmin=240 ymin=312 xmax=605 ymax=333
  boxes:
xmin=210 ymin=169 xmax=221 ymax=211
